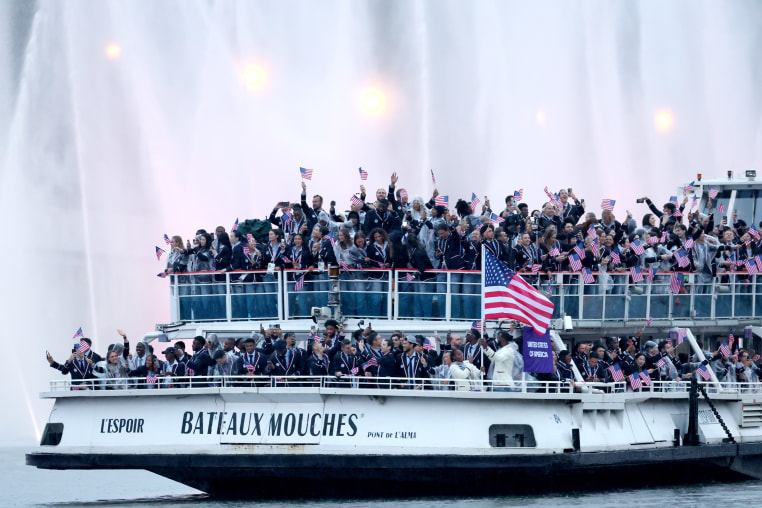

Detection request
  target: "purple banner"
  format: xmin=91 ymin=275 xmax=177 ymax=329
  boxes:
xmin=522 ymin=326 xmax=554 ymax=373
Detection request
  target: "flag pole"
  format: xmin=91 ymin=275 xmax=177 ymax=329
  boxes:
xmin=480 ymin=244 xmax=486 ymax=385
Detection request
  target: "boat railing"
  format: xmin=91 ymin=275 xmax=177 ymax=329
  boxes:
xmin=46 ymin=375 xmax=762 ymax=396
xmin=167 ymin=269 xmax=762 ymax=326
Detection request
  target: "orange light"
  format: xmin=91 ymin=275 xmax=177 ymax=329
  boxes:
xmin=105 ymin=44 xmax=121 ymax=59
xmin=655 ymin=110 xmax=674 ymax=132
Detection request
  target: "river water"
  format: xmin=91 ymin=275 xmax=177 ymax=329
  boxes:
xmin=5 ymin=446 xmax=762 ymax=507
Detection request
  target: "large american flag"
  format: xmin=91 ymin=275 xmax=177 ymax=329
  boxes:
xmin=470 ymin=193 xmax=480 ymax=211
xmin=299 ymin=167 xmax=314 ymax=180
xmin=608 ymin=363 xmax=625 ymax=382
xmin=696 ymin=365 xmax=711 ymax=381
xmin=489 ymin=213 xmax=505 ymax=226
xmin=630 ymin=265 xmax=644 ymax=282
xmin=155 ymin=246 xmax=165 ymax=260
xmin=670 ymin=272 xmax=684 ymax=294
xmin=483 ymin=251 xmax=554 ymax=335
xmin=568 ymin=253 xmax=582 ymax=272
xmin=358 ymin=167 xmax=368 ymax=180
xmin=601 ymin=199 xmax=616 ymax=211
xmin=434 ymin=195 xmax=449 ymax=207
xmin=674 ymin=249 xmax=690 ymax=268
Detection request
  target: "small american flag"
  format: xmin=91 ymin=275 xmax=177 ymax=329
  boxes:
xmin=543 ymin=186 xmax=556 ymax=206
xmin=470 ymin=193 xmax=480 ymax=210
xmin=549 ymin=246 xmax=561 ymax=257
xmin=647 ymin=268 xmax=657 ymax=282
xmin=609 ymin=363 xmax=625 ymax=382
xmin=755 ymin=255 xmax=762 ymax=272
xmin=645 ymin=318 xmax=653 ymax=328
xmin=350 ymin=194 xmax=363 ymax=206
xmin=311 ymin=333 xmax=322 ymax=342
xmin=745 ymin=259 xmax=758 ymax=274
xmin=434 ymin=195 xmax=449 ymax=207
xmin=751 ymin=225 xmax=761 ymax=241
xmin=423 ymin=337 xmax=436 ymax=350
xmin=669 ymin=195 xmax=678 ymax=205
xmin=610 ymin=248 xmax=621 ymax=265
xmin=294 ymin=274 xmax=306 ymax=291
xmin=300 ymin=167 xmax=314 ymax=180
xmin=232 ymin=218 xmax=239 ymax=231
xmin=587 ymin=225 xmax=596 ymax=238
xmin=471 ymin=320 xmax=482 ymax=331
xmin=146 ymin=373 xmax=158 ymax=384
xmin=514 ymin=189 xmax=523 ymax=201
xmin=628 ymin=373 xmax=642 ymax=390
xmin=358 ymin=167 xmax=368 ymax=180
xmin=406 ymin=272 xmax=414 ymax=282
xmin=582 ymin=268 xmax=595 ymax=284
xmin=631 ymin=239 xmax=645 ymax=255
xmin=684 ymin=238 xmax=694 ymax=249
xmin=155 ymin=246 xmax=165 ymax=260
xmin=674 ymin=249 xmax=690 ymax=268
xmin=489 ymin=213 xmax=505 ymax=225
xmin=282 ymin=211 xmax=293 ymax=226
xmin=568 ymin=253 xmax=582 ymax=271
xmin=755 ymin=355 xmax=761 ymax=362
xmin=677 ymin=328 xmax=687 ymax=344
xmin=601 ymin=199 xmax=616 ymax=211
xmin=573 ymin=242 xmax=585 ymax=258
xmin=531 ymin=264 xmax=542 ymax=273
xmin=340 ymin=257 xmax=350 ymax=271
xmin=247 ymin=233 xmax=254 ymax=243
xmin=325 ymin=235 xmax=336 ymax=247
xmin=639 ymin=371 xmax=652 ymax=386
xmin=720 ymin=342 xmax=731 ymax=357
xmin=78 ymin=339 xmax=90 ymax=354
xmin=729 ymin=334 xmax=735 ymax=346
xmin=431 ymin=169 xmax=436 ymax=184
xmin=648 ymin=235 xmax=659 ymax=245
xmin=717 ymin=204 xmax=726 ymax=213
xmin=350 ymin=367 xmax=359 ymax=375
xmin=670 ymin=272 xmax=684 ymax=294
xmin=630 ymin=266 xmax=644 ymax=282
xmin=696 ymin=365 xmax=711 ymax=381
xmin=660 ymin=231 xmax=668 ymax=242
xmin=163 ymin=234 xmax=171 ymax=245
xmin=672 ymin=209 xmax=683 ymax=217
xmin=363 ymin=356 xmax=378 ymax=368
xmin=657 ymin=358 xmax=666 ymax=368
xmin=73 ymin=327 xmax=84 ymax=340
xmin=708 ymin=187 xmax=719 ymax=199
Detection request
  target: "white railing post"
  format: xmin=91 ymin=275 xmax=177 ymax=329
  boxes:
xmin=445 ymin=272 xmax=452 ymax=321
xmin=283 ymin=270 xmax=291 ymax=319
xmin=387 ymin=269 xmax=393 ymax=319
xmin=577 ymin=274 xmax=584 ymax=319
xmin=277 ymin=270 xmax=284 ymax=320
xmin=170 ymin=274 xmax=180 ymax=322
xmin=225 ymin=272 xmax=232 ymax=322
xmin=393 ymin=271 xmax=400 ymax=319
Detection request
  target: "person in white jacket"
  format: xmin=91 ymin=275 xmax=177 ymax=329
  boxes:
xmin=449 ymin=349 xmax=480 ymax=391
xmin=480 ymin=331 xmax=516 ymax=392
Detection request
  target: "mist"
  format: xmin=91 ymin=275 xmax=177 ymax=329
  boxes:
xmin=1 ymin=0 xmax=761 ymax=446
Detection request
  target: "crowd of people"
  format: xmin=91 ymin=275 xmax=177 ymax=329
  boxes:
xmin=46 ymin=322 xmax=762 ymax=393
xmin=160 ymin=174 xmax=760 ymax=322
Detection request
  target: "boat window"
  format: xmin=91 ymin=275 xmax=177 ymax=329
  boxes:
xmin=735 ymin=190 xmax=756 ymax=225
xmin=489 ymin=424 xmax=536 ymax=448
xmin=40 ymin=423 xmax=63 ymax=446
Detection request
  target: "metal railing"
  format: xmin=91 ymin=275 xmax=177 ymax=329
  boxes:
xmin=168 ymin=269 xmax=762 ymax=324
xmin=47 ymin=375 xmax=762 ymax=396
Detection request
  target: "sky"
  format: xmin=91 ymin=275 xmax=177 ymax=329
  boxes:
xmin=0 ymin=0 xmax=761 ymax=446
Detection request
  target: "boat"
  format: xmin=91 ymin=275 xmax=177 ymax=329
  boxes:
xmin=27 ymin=175 xmax=762 ymax=498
